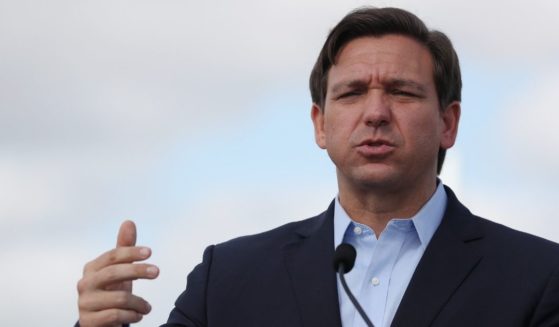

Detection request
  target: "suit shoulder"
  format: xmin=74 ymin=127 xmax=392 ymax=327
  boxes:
xmin=474 ymin=214 xmax=559 ymax=257
xmin=212 ymin=211 xmax=326 ymax=255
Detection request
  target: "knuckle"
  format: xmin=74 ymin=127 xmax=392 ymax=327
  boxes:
xmin=106 ymin=308 xmax=122 ymax=324
xmin=83 ymin=261 xmax=93 ymax=274
xmin=104 ymin=268 xmax=117 ymax=282
xmin=77 ymin=294 xmax=87 ymax=309
xmin=107 ymin=250 xmax=119 ymax=264
xmin=77 ymin=296 xmax=95 ymax=313
xmin=76 ymin=278 xmax=88 ymax=294
xmin=115 ymin=292 xmax=130 ymax=306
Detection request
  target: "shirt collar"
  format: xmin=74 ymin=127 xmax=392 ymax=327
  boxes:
xmin=334 ymin=181 xmax=447 ymax=250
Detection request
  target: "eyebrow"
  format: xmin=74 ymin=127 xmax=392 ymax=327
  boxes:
xmin=330 ymin=78 xmax=370 ymax=95
xmin=387 ymin=79 xmax=427 ymax=93
xmin=330 ymin=78 xmax=427 ymax=95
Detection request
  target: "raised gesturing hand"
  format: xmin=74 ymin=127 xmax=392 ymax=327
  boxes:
xmin=77 ymin=221 xmax=159 ymax=327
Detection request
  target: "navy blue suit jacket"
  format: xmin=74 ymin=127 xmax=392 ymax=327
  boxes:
xmin=161 ymin=187 xmax=559 ymax=326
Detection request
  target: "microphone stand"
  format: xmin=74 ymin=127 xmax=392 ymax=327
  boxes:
xmin=338 ymin=263 xmax=375 ymax=327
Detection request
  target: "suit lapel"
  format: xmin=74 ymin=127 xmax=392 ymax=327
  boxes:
xmin=283 ymin=201 xmax=343 ymax=327
xmin=391 ymin=186 xmax=484 ymax=327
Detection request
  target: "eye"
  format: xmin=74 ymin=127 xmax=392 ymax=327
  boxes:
xmin=337 ymin=90 xmax=363 ymax=100
xmin=391 ymin=89 xmax=417 ymax=97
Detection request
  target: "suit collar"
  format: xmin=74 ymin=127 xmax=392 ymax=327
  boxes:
xmin=391 ymin=185 xmax=484 ymax=327
xmin=283 ymin=201 xmax=343 ymax=327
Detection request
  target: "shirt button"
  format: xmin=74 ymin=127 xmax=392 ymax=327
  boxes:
xmin=353 ymin=226 xmax=362 ymax=235
xmin=371 ymin=277 xmax=380 ymax=286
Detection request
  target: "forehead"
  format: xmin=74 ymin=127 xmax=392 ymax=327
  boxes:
xmin=327 ymin=35 xmax=435 ymax=90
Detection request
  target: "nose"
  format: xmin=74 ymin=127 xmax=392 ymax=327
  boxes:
xmin=363 ymin=92 xmax=391 ymax=127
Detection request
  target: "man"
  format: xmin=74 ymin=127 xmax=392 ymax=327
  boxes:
xmin=76 ymin=7 xmax=559 ymax=327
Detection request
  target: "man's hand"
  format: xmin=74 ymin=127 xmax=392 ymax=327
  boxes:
xmin=77 ymin=220 xmax=159 ymax=327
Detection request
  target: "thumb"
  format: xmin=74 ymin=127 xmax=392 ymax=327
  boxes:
xmin=116 ymin=220 xmax=137 ymax=247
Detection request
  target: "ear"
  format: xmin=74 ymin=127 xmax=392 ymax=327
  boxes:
xmin=311 ymin=103 xmax=327 ymax=149
xmin=440 ymin=101 xmax=461 ymax=150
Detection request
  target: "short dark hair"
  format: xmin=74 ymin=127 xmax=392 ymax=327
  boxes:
xmin=309 ymin=7 xmax=462 ymax=174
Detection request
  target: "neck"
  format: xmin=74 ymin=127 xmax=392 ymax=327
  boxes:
xmin=337 ymin=175 xmax=438 ymax=237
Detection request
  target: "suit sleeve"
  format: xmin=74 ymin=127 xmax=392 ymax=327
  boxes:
xmin=529 ymin=262 xmax=559 ymax=327
xmin=160 ymin=245 xmax=215 ymax=327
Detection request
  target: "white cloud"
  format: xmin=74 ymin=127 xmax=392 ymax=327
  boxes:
xmin=501 ymin=69 xmax=559 ymax=176
xmin=0 ymin=244 xmax=87 ymax=326
xmin=381 ymin=0 xmax=559 ymax=64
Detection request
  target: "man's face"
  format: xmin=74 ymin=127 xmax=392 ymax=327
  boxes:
xmin=311 ymin=35 xmax=460 ymax=193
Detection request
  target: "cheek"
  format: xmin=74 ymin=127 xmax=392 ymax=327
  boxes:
xmin=324 ymin=115 xmax=352 ymax=148
xmin=406 ymin=115 xmax=444 ymax=152
xmin=324 ymin=126 xmax=340 ymax=153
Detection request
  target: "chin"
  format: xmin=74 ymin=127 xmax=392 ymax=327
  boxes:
xmin=355 ymin=176 xmax=401 ymax=191
xmin=346 ymin=167 xmax=403 ymax=190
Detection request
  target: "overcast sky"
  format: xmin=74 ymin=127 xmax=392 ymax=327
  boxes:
xmin=1 ymin=0 xmax=558 ymax=325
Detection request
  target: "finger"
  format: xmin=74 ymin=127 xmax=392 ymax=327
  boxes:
xmin=79 ymin=308 xmax=144 ymax=327
xmin=117 ymin=220 xmax=137 ymax=248
xmin=87 ymin=263 xmax=159 ymax=290
xmin=79 ymin=290 xmax=152 ymax=314
xmin=84 ymin=246 xmax=151 ymax=273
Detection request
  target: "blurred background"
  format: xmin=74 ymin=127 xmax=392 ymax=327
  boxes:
xmin=1 ymin=0 xmax=558 ymax=325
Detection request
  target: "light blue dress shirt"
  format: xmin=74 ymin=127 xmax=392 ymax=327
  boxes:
xmin=334 ymin=182 xmax=447 ymax=327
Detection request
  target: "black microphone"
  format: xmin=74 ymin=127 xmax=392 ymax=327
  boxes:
xmin=333 ymin=243 xmax=374 ymax=327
